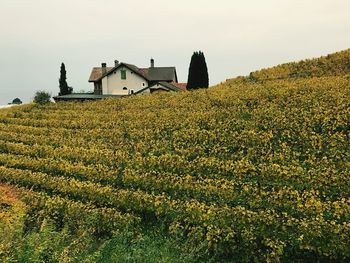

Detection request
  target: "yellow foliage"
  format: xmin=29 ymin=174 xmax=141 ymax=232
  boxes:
xmin=0 ymin=184 xmax=26 ymax=227
xmin=0 ymin=51 xmax=349 ymax=261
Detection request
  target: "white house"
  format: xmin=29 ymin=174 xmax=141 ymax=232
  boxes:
xmin=54 ymin=59 xmax=186 ymax=102
xmin=89 ymin=59 xmax=186 ymax=96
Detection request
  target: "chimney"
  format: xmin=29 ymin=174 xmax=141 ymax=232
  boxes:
xmin=114 ymin=60 xmax=119 ymax=67
xmin=150 ymin=58 xmax=154 ymax=68
xmin=101 ymin=63 xmax=107 ymax=75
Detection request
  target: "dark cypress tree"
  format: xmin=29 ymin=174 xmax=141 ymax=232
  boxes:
xmin=199 ymin=51 xmax=209 ymax=88
xmin=187 ymin=52 xmax=199 ymax=90
xmin=59 ymin=63 xmax=73 ymax=95
xmin=186 ymin=51 xmax=209 ymax=90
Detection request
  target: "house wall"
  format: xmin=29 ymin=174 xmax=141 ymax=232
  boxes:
xmin=102 ymin=67 xmax=148 ymax=95
xmin=94 ymin=82 xmax=102 ymax=95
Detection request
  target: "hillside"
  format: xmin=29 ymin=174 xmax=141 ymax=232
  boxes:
xmin=0 ymin=50 xmax=349 ymax=262
xmin=233 ymin=48 xmax=350 ymax=82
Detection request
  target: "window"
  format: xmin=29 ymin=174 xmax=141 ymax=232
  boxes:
xmin=130 ymin=89 xmax=134 ymax=94
xmin=142 ymin=83 xmax=145 ymax=86
xmin=123 ymin=87 xmax=127 ymax=90
xmin=121 ymin=69 xmax=126 ymax=80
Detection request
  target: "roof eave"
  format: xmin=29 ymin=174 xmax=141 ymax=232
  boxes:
xmin=95 ymin=63 xmax=149 ymax=82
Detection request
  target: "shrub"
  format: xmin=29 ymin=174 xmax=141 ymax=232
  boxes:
xmin=33 ymin=91 xmax=51 ymax=104
xmin=11 ymin=98 xmax=22 ymax=105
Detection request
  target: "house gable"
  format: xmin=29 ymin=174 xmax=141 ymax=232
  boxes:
xmin=103 ymin=65 xmax=149 ymax=95
xmin=98 ymin=63 xmax=148 ymax=82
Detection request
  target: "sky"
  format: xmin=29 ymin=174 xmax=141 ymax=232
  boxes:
xmin=0 ymin=0 xmax=349 ymax=105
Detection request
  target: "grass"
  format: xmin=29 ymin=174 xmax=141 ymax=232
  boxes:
xmin=0 ymin=220 xmax=199 ymax=263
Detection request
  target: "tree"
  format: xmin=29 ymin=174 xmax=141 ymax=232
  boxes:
xmin=11 ymin=98 xmax=22 ymax=104
xmin=33 ymin=91 xmax=51 ymax=104
xmin=59 ymin=63 xmax=73 ymax=95
xmin=186 ymin=51 xmax=209 ymax=90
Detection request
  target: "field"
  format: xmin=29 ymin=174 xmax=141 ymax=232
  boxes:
xmin=0 ymin=49 xmax=349 ymax=262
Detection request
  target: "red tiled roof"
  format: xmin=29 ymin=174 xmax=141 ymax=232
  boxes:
xmin=89 ymin=67 xmax=113 ymax=82
xmin=172 ymin=82 xmax=187 ymax=90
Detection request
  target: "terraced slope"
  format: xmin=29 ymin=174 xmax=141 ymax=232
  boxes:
xmin=234 ymin=48 xmax=350 ymax=82
xmin=0 ymin=51 xmax=349 ymax=262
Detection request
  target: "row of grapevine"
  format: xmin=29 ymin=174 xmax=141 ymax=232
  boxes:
xmin=0 ymin=74 xmax=349 ymax=261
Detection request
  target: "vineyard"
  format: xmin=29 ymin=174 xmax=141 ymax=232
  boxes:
xmin=240 ymin=48 xmax=350 ymax=81
xmin=0 ymin=50 xmax=350 ymax=262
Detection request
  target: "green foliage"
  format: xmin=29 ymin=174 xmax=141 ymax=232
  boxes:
xmin=11 ymin=98 xmax=22 ymax=105
xmin=94 ymin=228 xmax=196 ymax=263
xmin=187 ymin=51 xmax=209 ymax=90
xmin=0 ymin=220 xmax=196 ymax=263
xmin=59 ymin=63 xmax=73 ymax=96
xmin=0 ymin=220 xmax=101 ymax=263
xmin=33 ymin=91 xmax=51 ymax=104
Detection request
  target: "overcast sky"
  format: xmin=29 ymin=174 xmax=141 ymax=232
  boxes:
xmin=0 ymin=0 xmax=349 ymax=105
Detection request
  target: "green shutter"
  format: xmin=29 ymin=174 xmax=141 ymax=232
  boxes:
xmin=121 ymin=70 xmax=126 ymax=80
